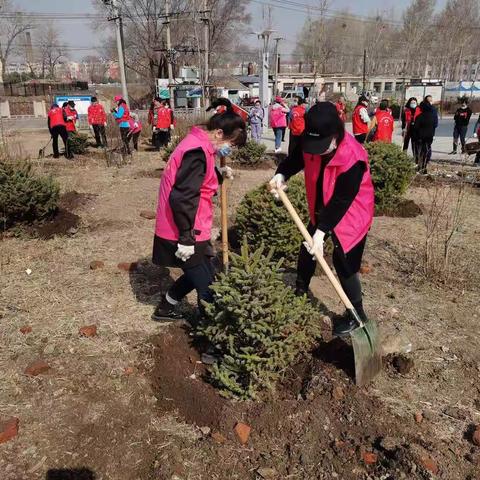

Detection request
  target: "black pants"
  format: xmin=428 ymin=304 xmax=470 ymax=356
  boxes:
xmin=120 ymin=127 xmax=131 ymax=154
xmin=51 ymin=125 xmax=69 ymax=158
xmin=281 ymin=127 xmax=286 ymax=142
xmin=168 ymin=256 xmax=215 ymax=306
xmin=415 ymin=137 xmax=433 ymax=173
xmin=354 ymin=133 xmax=367 ymax=144
xmin=128 ymin=132 xmax=140 ymax=151
xmin=288 ymin=134 xmax=302 ymax=156
xmin=402 ymin=127 xmax=417 ymax=156
xmin=453 ymin=125 xmax=468 ymax=152
xmin=296 ymin=223 xmax=367 ymax=313
xmin=92 ymin=124 xmax=107 ymax=148
xmin=154 ymin=129 xmax=171 ymax=150
xmin=475 ymin=151 xmax=480 ymax=164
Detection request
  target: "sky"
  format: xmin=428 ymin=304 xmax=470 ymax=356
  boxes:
xmin=13 ymin=0 xmax=448 ymax=61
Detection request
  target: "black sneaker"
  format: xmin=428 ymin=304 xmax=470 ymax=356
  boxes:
xmin=332 ymin=313 xmax=360 ymax=337
xmin=151 ymin=298 xmax=184 ymax=322
xmin=449 ymin=150 xmax=457 ymax=155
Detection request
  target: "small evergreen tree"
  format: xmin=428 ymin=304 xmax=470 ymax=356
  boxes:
xmin=68 ymin=133 xmax=89 ymax=155
xmin=230 ymin=140 xmax=267 ymax=167
xmin=197 ymin=243 xmax=321 ymax=399
xmin=0 ymin=161 xmax=60 ymax=228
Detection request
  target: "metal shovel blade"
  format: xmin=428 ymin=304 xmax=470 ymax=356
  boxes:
xmin=351 ymin=317 xmax=382 ymax=387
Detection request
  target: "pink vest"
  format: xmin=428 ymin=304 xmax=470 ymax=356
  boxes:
xmin=155 ymin=127 xmax=218 ymax=242
xmin=303 ymin=132 xmax=374 ymax=253
xmin=269 ymin=104 xmax=287 ymax=128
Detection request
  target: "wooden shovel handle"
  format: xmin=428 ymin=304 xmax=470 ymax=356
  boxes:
xmin=275 ymin=187 xmax=354 ymax=311
xmin=220 ymin=156 xmax=229 ymax=269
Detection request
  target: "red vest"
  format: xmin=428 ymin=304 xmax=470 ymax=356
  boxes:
xmin=289 ymin=105 xmax=306 ymax=136
xmin=64 ymin=106 xmax=77 ymax=132
xmin=303 ymin=133 xmax=374 ymax=253
xmin=155 ymin=107 xmax=172 ymax=129
xmin=88 ymin=103 xmax=107 ymax=125
xmin=352 ymin=104 xmax=369 ymax=135
xmin=404 ymin=107 xmax=421 ymax=127
xmin=115 ymin=103 xmax=130 ymax=124
xmin=374 ymin=110 xmax=394 ymax=142
xmin=48 ymin=106 xmax=65 ymax=128
xmin=155 ymin=127 xmax=218 ymax=242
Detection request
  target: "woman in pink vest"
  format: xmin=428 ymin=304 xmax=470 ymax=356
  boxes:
xmin=269 ymin=96 xmax=289 ymax=153
xmin=152 ymin=98 xmax=247 ymax=322
xmin=270 ymin=102 xmax=374 ymax=336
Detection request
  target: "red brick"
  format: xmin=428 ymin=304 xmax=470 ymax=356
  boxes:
xmin=25 ymin=359 xmax=50 ymax=376
xmin=0 ymin=417 xmax=19 ymax=444
xmin=211 ymin=431 xmax=226 ymax=444
xmin=362 ymin=452 xmax=378 ymax=465
xmin=139 ymin=210 xmax=156 ymax=220
xmin=124 ymin=367 xmax=135 ymax=375
xmin=472 ymin=425 xmax=480 ymax=447
xmin=332 ymin=386 xmax=345 ymax=401
xmin=19 ymin=326 xmax=32 ymax=334
xmin=89 ymin=260 xmax=105 ymax=270
xmin=419 ymin=455 xmax=438 ymax=474
xmin=79 ymin=325 xmax=97 ymax=337
xmin=414 ymin=411 xmax=423 ymax=424
xmin=360 ymin=264 xmax=372 ymax=274
xmin=117 ymin=262 xmax=138 ymax=272
xmin=234 ymin=422 xmax=251 ymax=445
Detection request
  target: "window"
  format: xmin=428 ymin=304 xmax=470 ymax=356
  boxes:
xmin=384 ymin=82 xmax=393 ymax=91
xmin=324 ymin=82 xmax=334 ymax=91
xmin=373 ymin=82 xmax=382 ymax=93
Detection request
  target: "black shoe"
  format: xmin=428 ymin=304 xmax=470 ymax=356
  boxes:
xmin=53 ymin=154 xmax=60 ymax=159
xmin=332 ymin=313 xmax=360 ymax=337
xmin=151 ymin=298 xmax=184 ymax=322
xmin=449 ymin=150 xmax=457 ymax=155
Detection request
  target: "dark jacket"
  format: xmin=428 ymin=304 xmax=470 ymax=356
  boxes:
xmin=413 ymin=101 xmax=437 ymax=140
xmin=454 ymin=106 xmax=472 ymax=127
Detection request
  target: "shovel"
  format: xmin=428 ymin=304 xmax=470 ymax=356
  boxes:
xmin=274 ymin=187 xmax=382 ymax=386
xmin=38 ymin=137 xmax=52 ymax=159
xmin=219 ymin=156 xmax=229 ymax=272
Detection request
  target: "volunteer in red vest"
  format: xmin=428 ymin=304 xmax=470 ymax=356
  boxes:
xmin=352 ymin=95 xmax=371 ymax=144
xmin=64 ymin=101 xmax=78 ymax=133
xmin=152 ymin=98 xmax=247 ymax=322
xmin=127 ymin=112 xmax=142 ymax=151
xmin=87 ymin=96 xmax=107 ymax=148
xmin=288 ymin=96 xmax=307 ymax=156
xmin=269 ymin=102 xmax=374 ymax=336
xmin=153 ymin=99 xmax=175 ymax=151
xmin=401 ymin=97 xmax=420 ymax=153
xmin=111 ymin=95 xmax=131 ymax=154
xmin=47 ymin=103 xmax=70 ymax=159
xmin=269 ymin=96 xmax=289 ymax=153
xmin=372 ymin=99 xmax=394 ymax=143
xmin=335 ymin=95 xmax=347 ymax=123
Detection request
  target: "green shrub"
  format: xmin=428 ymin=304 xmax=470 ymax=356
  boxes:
xmin=161 ymin=135 xmax=180 ymax=160
xmin=234 ymin=175 xmax=309 ymax=266
xmin=365 ymin=142 xmax=415 ymax=212
xmin=68 ymin=132 xmax=89 ymax=154
xmin=197 ymin=243 xmax=321 ymax=399
xmin=230 ymin=140 xmax=267 ymax=166
xmin=0 ymin=162 xmax=60 ymax=228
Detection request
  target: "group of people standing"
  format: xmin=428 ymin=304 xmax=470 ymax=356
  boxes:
xmin=47 ymin=100 xmax=79 ymax=159
xmin=148 ymin=97 xmax=175 ymax=151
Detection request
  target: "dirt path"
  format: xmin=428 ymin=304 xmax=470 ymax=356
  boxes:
xmin=1 ymin=147 xmax=480 ymax=479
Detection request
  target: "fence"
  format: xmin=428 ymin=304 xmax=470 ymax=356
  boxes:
xmin=2 ymin=81 xmax=89 ymax=97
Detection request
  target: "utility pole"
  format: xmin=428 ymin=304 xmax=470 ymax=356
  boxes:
xmin=273 ymin=37 xmax=283 ymax=97
xmin=164 ymin=0 xmax=175 ymax=107
xmin=105 ymin=0 xmax=129 ymax=106
xmin=201 ymin=0 xmax=210 ymax=108
xmin=362 ymin=49 xmax=367 ymax=94
xmin=258 ymin=29 xmax=273 ymax=109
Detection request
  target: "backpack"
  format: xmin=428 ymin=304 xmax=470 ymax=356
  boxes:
xmin=289 ymin=105 xmax=306 ymax=136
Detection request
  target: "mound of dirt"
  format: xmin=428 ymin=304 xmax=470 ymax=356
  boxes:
xmin=31 ymin=208 xmax=80 ymax=239
xmin=59 ymin=191 xmax=96 ymax=211
xmin=376 ymin=199 xmax=422 ymax=218
xmin=150 ymin=325 xmax=462 ymax=479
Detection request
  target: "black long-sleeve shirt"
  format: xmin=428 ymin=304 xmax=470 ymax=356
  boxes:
xmin=454 ymin=107 xmax=472 ymax=127
xmin=276 ymin=143 xmax=365 ymax=233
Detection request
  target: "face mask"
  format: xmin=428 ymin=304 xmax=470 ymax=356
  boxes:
xmin=410 ymin=102 xmax=417 ymax=108
xmin=462 ymin=104 xmax=467 ymax=109
xmin=321 ymin=138 xmax=337 ymax=155
xmin=217 ymin=144 xmax=232 ymax=157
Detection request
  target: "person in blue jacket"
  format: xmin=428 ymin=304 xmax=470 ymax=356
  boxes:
xmin=111 ymin=94 xmax=131 ymax=154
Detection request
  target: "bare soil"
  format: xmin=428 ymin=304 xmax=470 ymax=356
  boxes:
xmin=1 ymin=136 xmax=480 ymax=480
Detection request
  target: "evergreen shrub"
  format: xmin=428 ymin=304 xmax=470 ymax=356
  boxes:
xmin=68 ymin=133 xmax=89 ymax=154
xmin=230 ymin=140 xmax=267 ymax=166
xmin=0 ymin=162 xmax=60 ymax=228
xmin=197 ymin=243 xmax=321 ymax=399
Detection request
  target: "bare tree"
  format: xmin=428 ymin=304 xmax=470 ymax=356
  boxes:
xmin=37 ymin=25 xmax=64 ymax=79
xmin=0 ymin=0 xmax=34 ymax=81
xmin=82 ymin=55 xmax=109 ymax=83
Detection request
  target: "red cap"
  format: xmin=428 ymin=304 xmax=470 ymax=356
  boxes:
xmin=114 ymin=95 xmax=123 ymax=102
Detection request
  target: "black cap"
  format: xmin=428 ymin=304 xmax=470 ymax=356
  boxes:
xmin=303 ymin=102 xmax=343 ymax=154
xmin=68 ymin=100 xmax=75 ymax=107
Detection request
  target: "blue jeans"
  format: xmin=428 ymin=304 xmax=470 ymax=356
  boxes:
xmin=273 ymin=127 xmax=284 ymax=149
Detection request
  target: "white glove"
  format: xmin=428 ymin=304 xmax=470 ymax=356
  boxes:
xmin=170 ymin=124 xmax=175 ymax=130
xmin=218 ymin=165 xmax=234 ymax=179
xmin=175 ymin=244 xmax=195 ymax=262
xmin=89 ymin=125 xmax=94 ymax=132
xmin=269 ymin=173 xmax=286 ymax=199
xmin=303 ymin=229 xmax=325 ymax=259
xmin=153 ymin=127 xmax=157 ymax=132
xmin=104 ymin=122 xmax=107 ymax=127
xmin=474 ymin=133 xmax=478 ymax=138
